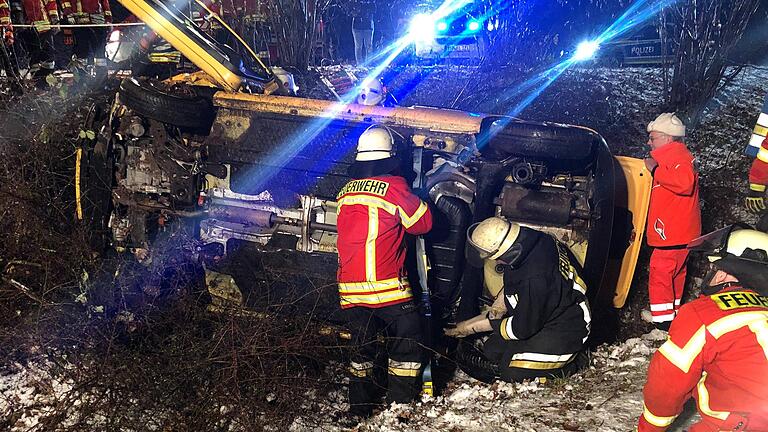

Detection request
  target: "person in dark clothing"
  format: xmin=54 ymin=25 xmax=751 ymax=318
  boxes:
xmin=351 ymin=1 xmax=373 ymax=65
xmin=446 ymin=217 xmax=591 ymax=383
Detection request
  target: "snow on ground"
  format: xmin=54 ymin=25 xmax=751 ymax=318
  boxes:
xmin=0 ymin=360 xmax=77 ymax=430
xmin=4 ymin=66 xmax=768 ymax=430
xmin=1 ymin=330 xmax=692 ymax=432
xmin=286 ymin=329 xmax=696 ymax=432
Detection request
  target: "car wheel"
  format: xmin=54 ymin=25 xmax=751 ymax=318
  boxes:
xmin=118 ymin=77 xmax=215 ymax=131
xmin=480 ymin=119 xmax=598 ymax=165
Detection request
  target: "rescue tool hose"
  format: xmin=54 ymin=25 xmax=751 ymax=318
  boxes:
xmin=413 ymin=147 xmax=434 ymax=396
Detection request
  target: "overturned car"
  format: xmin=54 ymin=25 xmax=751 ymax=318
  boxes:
xmin=77 ymin=0 xmax=652 ymax=369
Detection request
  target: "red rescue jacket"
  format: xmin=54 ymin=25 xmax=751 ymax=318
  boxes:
xmin=336 ymin=175 xmax=432 ymax=309
xmin=61 ymin=0 xmax=111 ymax=24
xmin=646 ymin=141 xmax=701 ymax=247
xmin=18 ymin=0 xmax=58 ymax=29
xmin=0 ymin=0 xmax=10 ymax=26
xmin=748 ymin=136 xmax=768 ymax=194
xmin=639 ymin=285 xmax=768 ymax=431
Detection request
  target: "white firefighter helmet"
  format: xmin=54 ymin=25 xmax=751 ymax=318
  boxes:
xmin=689 ymin=225 xmax=768 ymax=263
xmin=466 ymin=217 xmax=521 ymax=266
xmin=271 ymin=66 xmax=298 ymax=95
xmin=688 ymin=225 xmax=768 ymax=295
xmin=716 ymin=229 xmax=768 ymax=262
xmin=357 ymin=78 xmax=385 ymax=106
xmin=347 ymin=125 xmax=399 ymax=178
xmin=355 ymin=125 xmax=395 ymax=161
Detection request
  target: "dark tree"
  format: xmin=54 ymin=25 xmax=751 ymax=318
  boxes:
xmin=485 ymin=0 xmax=632 ymax=68
xmin=667 ymin=0 xmax=761 ymax=126
xmin=264 ymin=0 xmax=332 ymax=69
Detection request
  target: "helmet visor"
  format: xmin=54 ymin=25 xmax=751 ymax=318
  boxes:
xmin=687 ymin=224 xmax=750 ymax=258
xmin=687 ymin=225 xmax=734 ymax=257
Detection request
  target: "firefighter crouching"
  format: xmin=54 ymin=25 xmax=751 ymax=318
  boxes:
xmin=446 ymin=217 xmax=591 ymax=383
xmin=638 ymin=226 xmax=768 ymax=431
xmin=1 ymin=0 xmax=12 ymax=47
xmin=745 ymin=135 xmax=768 ymax=232
xmin=336 ymin=125 xmax=432 ymax=415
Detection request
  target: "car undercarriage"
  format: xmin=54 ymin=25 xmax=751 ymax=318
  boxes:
xmin=78 ymin=76 xmax=650 ymax=319
xmin=71 ymin=0 xmax=652 ymax=382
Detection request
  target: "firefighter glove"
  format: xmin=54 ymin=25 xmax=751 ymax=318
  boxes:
xmin=444 ymin=313 xmax=492 ymax=338
xmin=746 ymin=187 xmax=766 ymax=214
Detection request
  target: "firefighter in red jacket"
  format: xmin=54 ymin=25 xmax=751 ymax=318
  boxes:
xmin=336 ymin=125 xmax=432 ymax=415
xmin=745 ymin=136 xmax=768 ymax=232
xmin=638 ymin=225 xmax=768 ymax=431
xmin=642 ymin=113 xmax=702 ymax=330
xmin=1 ymin=0 xmax=12 ymax=46
xmin=61 ymin=0 xmax=110 ymax=70
xmin=16 ymin=0 xmax=59 ymax=87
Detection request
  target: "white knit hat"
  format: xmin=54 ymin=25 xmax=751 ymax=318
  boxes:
xmin=647 ymin=112 xmax=686 ymax=137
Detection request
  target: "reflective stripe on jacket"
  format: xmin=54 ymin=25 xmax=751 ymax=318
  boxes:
xmin=489 ymin=232 xmax=591 ymax=364
xmin=19 ymin=0 xmax=58 ymax=28
xmin=62 ymin=0 xmax=111 ymax=23
xmin=0 ymin=0 xmax=10 ymax=25
xmin=646 ymin=141 xmax=701 ymax=247
xmin=336 ymin=175 xmax=432 ymax=309
xmin=638 ymin=286 xmax=768 ymax=431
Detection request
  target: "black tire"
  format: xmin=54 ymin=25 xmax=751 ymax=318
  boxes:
xmin=480 ymin=118 xmax=598 ymax=163
xmin=118 ymin=77 xmax=215 ymax=130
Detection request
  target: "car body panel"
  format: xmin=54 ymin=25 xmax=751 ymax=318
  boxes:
xmin=103 ymin=0 xmax=652 ymax=309
xmin=117 ymin=0 xmax=277 ymax=93
xmin=212 ymin=92 xmax=486 ymax=134
xmin=612 ymin=156 xmax=652 ymax=307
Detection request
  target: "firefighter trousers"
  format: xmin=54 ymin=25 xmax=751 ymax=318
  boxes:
xmin=73 ymin=27 xmax=106 ymax=62
xmin=344 ymin=302 xmax=424 ymax=410
xmin=18 ymin=28 xmax=54 ymax=73
xmin=648 ymin=247 xmax=689 ymax=325
xmin=483 ymin=334 xmax=585 ymax=383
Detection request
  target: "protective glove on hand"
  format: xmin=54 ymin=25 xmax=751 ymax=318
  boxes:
xmin=444 ymin=313 xmax=492 ymax=338
xmin=746 ymin=188 xmax=766 ymax=214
